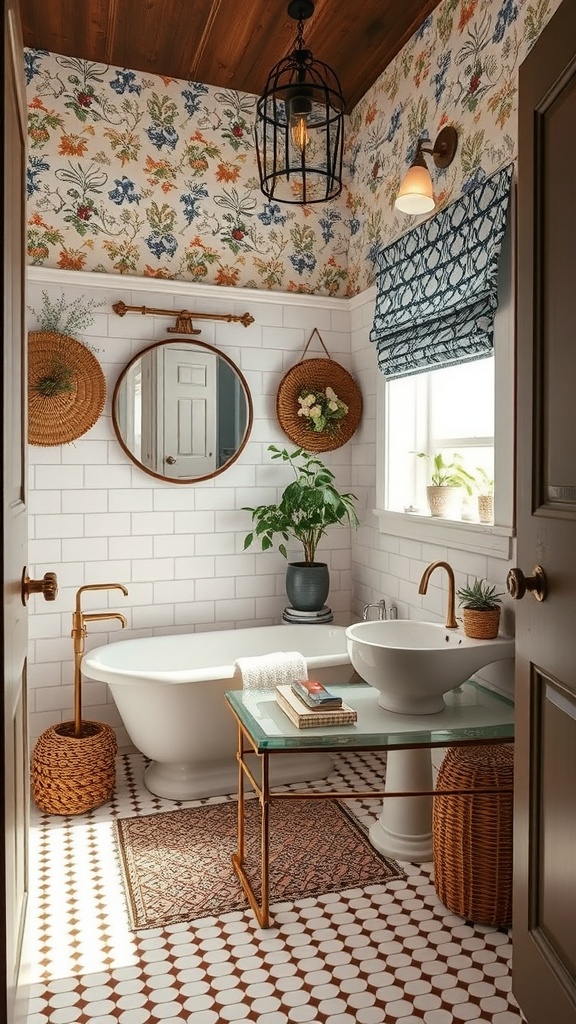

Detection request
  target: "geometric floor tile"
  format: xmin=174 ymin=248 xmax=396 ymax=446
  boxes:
xmin=27 ymin=751 xmax=527 ymax=1024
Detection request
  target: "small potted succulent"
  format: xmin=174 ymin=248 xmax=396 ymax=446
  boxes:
xmin=415 ymin=452 xmax=474 ymax=519
xmin=456 ymin=578 xmax=504 ymax=639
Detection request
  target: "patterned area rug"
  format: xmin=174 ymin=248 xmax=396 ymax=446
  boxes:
xmin=114 ymin=798 xmax=404 ymax=930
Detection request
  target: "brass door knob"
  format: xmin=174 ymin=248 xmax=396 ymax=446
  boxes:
xmin=165 ymin=455 xmax=176 ymax=465
xmin=506 ymin=565 xmax=547 ymax=602
xmin=21 ymin=569 xmax=58 ymax=605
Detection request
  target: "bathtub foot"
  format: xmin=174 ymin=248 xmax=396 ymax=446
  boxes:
xmin=144 ymin=752 xmax=335 ymax=801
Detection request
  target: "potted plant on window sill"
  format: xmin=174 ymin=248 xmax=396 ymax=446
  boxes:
xmin=243 ymin=445 xmax=359 ymax=612
xmin=456 ymin=578 xmax=504 ymax=639
xmin=415 ymin=452 xmax=474 ymax=519
xmin=473 ymin=467 xmax=494 ymax=524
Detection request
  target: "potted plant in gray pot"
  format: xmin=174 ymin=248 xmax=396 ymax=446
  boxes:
xmin=243 ymin=445 xmax=359 ymax=611
xmin=415 ymin=452 xmax=474 ymax=519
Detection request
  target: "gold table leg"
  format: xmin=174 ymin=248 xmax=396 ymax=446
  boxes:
xmin=231 ymin=721 xmax=270 ymax=927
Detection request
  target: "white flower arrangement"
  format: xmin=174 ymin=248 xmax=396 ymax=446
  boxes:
xmin=297 ymin=385 xmax=349 ymax=434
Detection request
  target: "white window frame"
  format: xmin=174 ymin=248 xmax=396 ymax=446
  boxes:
xmin=373 ymin=204 xmax=516 ymax=561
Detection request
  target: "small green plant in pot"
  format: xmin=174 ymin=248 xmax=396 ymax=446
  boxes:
xmin=415 ymin=452 xmax=475 ymax=519
xmin=456 ymin=578 xmax=504 ymax=639
xmin=243 ymin=445 xmax=359 ymax=611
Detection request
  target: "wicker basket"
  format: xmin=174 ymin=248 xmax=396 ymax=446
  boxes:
xmin=462 ymin=607 xmax=501 ymax=639
xmin=31 ymin=720 xmax=117 ymax=815
xmin=276 ymin=356 xmax=363 ymax=452
xmin=28 ymin=331 xmax=106 ymax=447
xmin=433 ymin=744 xmax=514 ymax=927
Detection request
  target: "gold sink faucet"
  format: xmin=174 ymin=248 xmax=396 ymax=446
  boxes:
xmin=418 ymin=561 xmax=458 ymax=629
xmin=71 ymin=583 xmax=128 ymax=737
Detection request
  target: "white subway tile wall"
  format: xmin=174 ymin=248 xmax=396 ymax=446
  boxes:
xmin=26 ymin=274 xmax=353 ymax=747
xmin=27 ymin=271 xmax=516 ymax=750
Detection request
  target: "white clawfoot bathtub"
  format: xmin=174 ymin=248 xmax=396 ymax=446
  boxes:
xmin=82 ymin=623 xmax=354 ymax=800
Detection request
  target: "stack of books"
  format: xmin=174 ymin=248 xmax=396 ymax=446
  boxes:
xmin=275 ymin=678 xmax=357 ymax=729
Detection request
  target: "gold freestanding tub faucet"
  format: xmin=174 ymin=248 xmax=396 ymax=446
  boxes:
xmin=71 ymin=583 xmax=128 ymax=737
xmin=417 ymin=561 xmax=458 ymax=629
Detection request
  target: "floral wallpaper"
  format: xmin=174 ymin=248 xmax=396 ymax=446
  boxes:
xmin=24 ymin=55 xmax=349 ymax=296
xmin=24 ymin=0 xmax=561 ymax=298
xmin=345 ymin=0 xmax=561 ymax=295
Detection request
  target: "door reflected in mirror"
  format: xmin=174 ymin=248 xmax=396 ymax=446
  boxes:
xmin=112 ymin=338 xmax=253 ymax=482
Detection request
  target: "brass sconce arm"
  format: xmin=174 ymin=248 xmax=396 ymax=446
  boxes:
xmin=416 ymin=126 xmax=459 ymax=169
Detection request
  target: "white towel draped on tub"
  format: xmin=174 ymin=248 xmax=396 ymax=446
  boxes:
xmin=234 ymin=651 xmax=308 ymax=691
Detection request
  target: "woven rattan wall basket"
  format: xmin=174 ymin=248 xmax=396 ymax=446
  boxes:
xmin=276 ymin=332 xmax=362 ymax=453
xmin=28 ymin=331 xmax=107 ymax=446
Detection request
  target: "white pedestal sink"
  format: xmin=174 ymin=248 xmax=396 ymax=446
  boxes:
xmin=369 ymin=747 xmax=434 ymax=862
xmin=345 ymin=619 xmax=515 ymax=861
xmin=345 ymin=620 xmax=515 ymax=715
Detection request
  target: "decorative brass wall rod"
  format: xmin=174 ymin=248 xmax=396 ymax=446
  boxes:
xmin=112 ymin=300 xmax=255 ymax=336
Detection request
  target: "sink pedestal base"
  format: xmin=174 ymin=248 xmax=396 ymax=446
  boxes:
xmin=369 ymin=748 xmax=433 ymax=863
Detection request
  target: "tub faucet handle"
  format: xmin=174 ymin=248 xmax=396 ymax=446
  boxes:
xmin=362 ymin=599 xmax=387 ymax=621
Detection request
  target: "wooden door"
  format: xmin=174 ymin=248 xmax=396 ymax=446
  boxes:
xmin=2 ymin=0 xmax=31 ymax=1020
xmin=162 ymin=345 xmax=217 ymax=478
xmin=513 ymin=1 xmax=576 ymax=1020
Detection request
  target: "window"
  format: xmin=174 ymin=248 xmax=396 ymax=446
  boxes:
xmin=385 ymin=357 xmax=494 ymax=520
xmin=374 ymin=207 xmax=515 ymax=557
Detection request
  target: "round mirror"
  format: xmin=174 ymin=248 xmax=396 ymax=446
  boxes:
xmin=112 ymin=338 xmax=253 ymax=483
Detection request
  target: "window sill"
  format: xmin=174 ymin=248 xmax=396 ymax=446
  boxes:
xmin=373 ymin=509 xmax=515 ymax=559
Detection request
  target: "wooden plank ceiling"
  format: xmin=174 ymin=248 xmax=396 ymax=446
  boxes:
xmin=20 ymin=0 xmax=443 ymax=113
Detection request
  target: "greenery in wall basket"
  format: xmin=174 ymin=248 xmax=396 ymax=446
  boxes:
xmin=28 ymin=292 xmax=108 ymax=447
xmin=30 ymin=292 xmax=104 ymax=336
xmin=28 ymin=292 xmax=104 ymax=397
xmin=243 ymin=445 xmax=359 ymax=566
xmin=28 ymin=294 xmax=103 ymax=397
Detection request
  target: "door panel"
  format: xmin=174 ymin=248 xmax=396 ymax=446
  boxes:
xmin=162 ymin=345 xmax=217 ymax=478
xmin=514 ymin=0 xmax=576 ymax=1020
xmin=2 ymin=0 xmax=30 ymax=1020
xmin=538 ymin=679 xmax=576 ymax=974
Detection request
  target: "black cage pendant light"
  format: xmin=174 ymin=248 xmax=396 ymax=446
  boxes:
xmin=255 ymin=0 xmax=345 ymax=205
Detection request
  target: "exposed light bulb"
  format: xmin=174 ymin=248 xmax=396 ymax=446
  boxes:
xmin=290 ymin=113 xmax=310 ymax=153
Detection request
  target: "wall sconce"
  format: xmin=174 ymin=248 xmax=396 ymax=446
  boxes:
xmin=255 ymin=0 xmax=345 ymax=205
xmin=395 ymin=126 xmax=458 ymax=215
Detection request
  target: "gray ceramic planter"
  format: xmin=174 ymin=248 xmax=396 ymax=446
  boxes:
xmin=285 ymin=562 xmax=330 ymax=612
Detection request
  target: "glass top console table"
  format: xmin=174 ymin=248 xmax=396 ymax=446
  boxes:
xmin=225 ymin=681 xmax=514 ymax=927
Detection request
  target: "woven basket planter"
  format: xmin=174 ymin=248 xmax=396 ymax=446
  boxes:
xmin=433 ymin=743 xmax=514 ymax=927
xmin=462 ymin=607 xmax=501 ymax=639
xmin=276 ymin=357 xmax=363 ymax=452
xmin=31 ymin=720 xmax=117 ymax=815
xmin=28 ymin=331 xmax=106 ymax=447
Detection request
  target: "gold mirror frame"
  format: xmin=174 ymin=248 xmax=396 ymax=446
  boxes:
xmin=112 ymin=338 xmax=253 ymax=483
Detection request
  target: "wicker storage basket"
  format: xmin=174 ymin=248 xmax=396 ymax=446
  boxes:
xmin=462 ymin=607 xmax=501 ymax=639
xmin=433 ymin=743 xmax=514 ymax=927
xmin=31 ymin=720 xmax=117 ymax=815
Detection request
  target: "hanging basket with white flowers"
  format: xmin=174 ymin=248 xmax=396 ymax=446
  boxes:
xmin=276 ymin=330 xmax=363 ymax=453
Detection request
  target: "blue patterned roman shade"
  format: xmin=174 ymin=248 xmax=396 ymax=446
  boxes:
xmin=369 ymin=165 xmax=513 ymax=379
